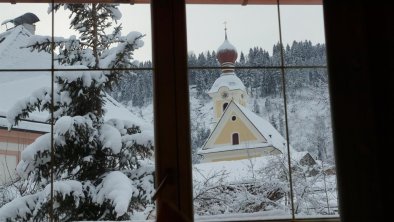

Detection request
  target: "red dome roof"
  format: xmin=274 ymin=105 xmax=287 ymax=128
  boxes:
xmin=217 ymin=39 xmax=238 ymax=65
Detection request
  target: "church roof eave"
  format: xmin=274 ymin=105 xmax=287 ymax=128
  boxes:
xmin=208 ymin=73 xmax=246 ymax=94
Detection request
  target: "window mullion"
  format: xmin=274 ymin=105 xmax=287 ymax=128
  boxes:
xmin=151 ymin=0 xmax=193 ymax=221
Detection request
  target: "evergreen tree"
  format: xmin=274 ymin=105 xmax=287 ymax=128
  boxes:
xmin=0 ymin=3 xmax=154 ymax=221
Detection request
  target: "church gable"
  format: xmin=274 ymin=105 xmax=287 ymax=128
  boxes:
xmin=204 ymin=102 xmax=267 ymax=149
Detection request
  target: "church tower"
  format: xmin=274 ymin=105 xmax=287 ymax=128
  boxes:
xmin=199 ymin=28 xmax=293 ymax=163
xmin=208 ymin=27 xmax=247 ymax=124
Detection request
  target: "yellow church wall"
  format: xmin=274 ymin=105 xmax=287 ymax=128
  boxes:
xmin=215 ymin=101 xmax=224 ymax=119
xmin=212 ymin=88 xmax=247 ymax=121
xmin=214 ymin=112 xmax=258 ymax=145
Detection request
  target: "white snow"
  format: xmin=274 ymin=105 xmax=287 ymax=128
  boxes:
xmin=194 ymin=155 xmax=274 ymax=184
xmin=99 ymin=31 xmax=143 ymax=68
xmin=0 ymin=26 xmax=154 ymax=183
xmin=104 ymin=96 xmax=152 ymax=134
xmin=15 ymin=133 xmax=51 ymax=178
xmin=108 ymin=7 xmax=122 ymax=20
xmin=1 ymin=19 xmax=12 ymax=25
xmin=238 ymin=104 xmax=289 ymax=153
xmin=0 ymin=26 xmax=51 ymax=69
xmin=217 ymin=39 xmax=237 ymax=52
xmin=208 ymin=73 xmax=246 ymax=94
xmin=20 ymin=133 xmax=51 ymax=162
xmin=0 ymin=193 xmax=40 ymax=220
xmin=57 ymin=67 xmax=108 ymax=87
xmin=44 ymin=180 xmax=84 ymax=205
xmin=54 ymin=116 xmax=73 ymax=135
xmin=1 ymin=78 xmax=51 ymax=125
xmin=126 ymin=31 xmax=143 ymax=47
xmin=0 ymin=180 xmax=84 ymax=220
xmin=100 ymin=124 xmax=122 ymax=154
xmin=96 ymin=171 xmax=133 ymax=218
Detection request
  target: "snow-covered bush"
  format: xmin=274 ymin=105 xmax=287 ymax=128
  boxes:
xmin=193 ymin=155 xmax=337 ymax=217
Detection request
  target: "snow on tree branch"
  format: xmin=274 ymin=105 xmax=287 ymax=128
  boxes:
xmin=6 ymin=87 xmax=51 ymax=128
xmin=95 ymin=171 xmax=133 ymax=218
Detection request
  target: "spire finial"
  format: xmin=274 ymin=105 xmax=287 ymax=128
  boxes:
xmin=223 ymin=21 xmax=228 ymax=40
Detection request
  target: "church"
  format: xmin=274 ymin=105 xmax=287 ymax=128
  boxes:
xmin=198 ymin=30 xmax=290 ymax=163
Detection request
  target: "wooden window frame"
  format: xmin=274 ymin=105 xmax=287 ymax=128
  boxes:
xmin=1 ymin=1 xmax=352 ymax=222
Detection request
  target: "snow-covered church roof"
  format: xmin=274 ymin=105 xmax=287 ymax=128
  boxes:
xmin=0 ymin=25 xmax=152 ymax=134
xmin=237 ymin=104 xmax=289 ymax=152
xmin=200 ymin=101 xmax=292 ymax=155
xmin=208 ymin=73 xmax=246 ymax=94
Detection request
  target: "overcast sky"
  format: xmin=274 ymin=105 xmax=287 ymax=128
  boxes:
xmin=0 ymin=3 xmax=325 ymax=62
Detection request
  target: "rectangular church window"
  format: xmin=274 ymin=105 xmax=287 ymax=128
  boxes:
xmin=232 ymin=133 xmax=240 ymax=145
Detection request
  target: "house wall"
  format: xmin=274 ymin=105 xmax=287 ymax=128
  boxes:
xmin=0 ymin=128 xmax=42 ymax=184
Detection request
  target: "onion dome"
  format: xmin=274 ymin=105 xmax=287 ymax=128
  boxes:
xmin=217 ymin=30 xmax=237 ymax=74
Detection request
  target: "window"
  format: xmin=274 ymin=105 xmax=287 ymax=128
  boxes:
xmin=223 ymin=102 xmax=229 ymax=111
xmin=0 ymin=0 xmax=341 ymax=221
xmin=232 ymin=133 xmax=240 ymax=145
xmin=187 ymin=0 xmax=338 ymax=221
xmin=0 ymin=1 xmax=155 ymax=220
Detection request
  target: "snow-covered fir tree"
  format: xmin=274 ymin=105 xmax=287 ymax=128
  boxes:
xmin=0 ymin=3 xmax=154 ymax=221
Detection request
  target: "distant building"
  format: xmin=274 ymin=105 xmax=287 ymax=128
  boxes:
xmin=199 ymin=30 xmax=291 ymax=163
xmin=1 ymin=12 xmax=40 ymax=35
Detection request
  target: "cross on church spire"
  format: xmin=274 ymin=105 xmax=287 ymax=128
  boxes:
xmin=224 ymin=21 xmax=228 ymax=40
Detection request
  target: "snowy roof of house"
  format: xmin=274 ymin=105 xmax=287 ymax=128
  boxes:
xmin=208 ymin=73 xmax=246 ymax=94
xmin=0 ymin=24 xmax=152 ymax=134
xmin=0 ymin=25 xmax=50 ymax=69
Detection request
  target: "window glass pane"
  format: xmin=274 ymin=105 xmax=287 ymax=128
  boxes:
xmin=0 ymin=2 xmax=155 ymax=220
xmin=54 ymin=3 xmax=152 ymax=69
xmin=188 ymin=2 xmax=338 ymax=221
xmin=279 ymin=5 xmax=327 ymax=66
xmin=0 ymin=71 xmax=51 ymax=209
xmin=0 ymin=3 xmax=52 ymax=69
xmin=285 ymin=68 xmax=339 ymax=218
xmin=187 ymin=4 xmax=281 ymax=68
